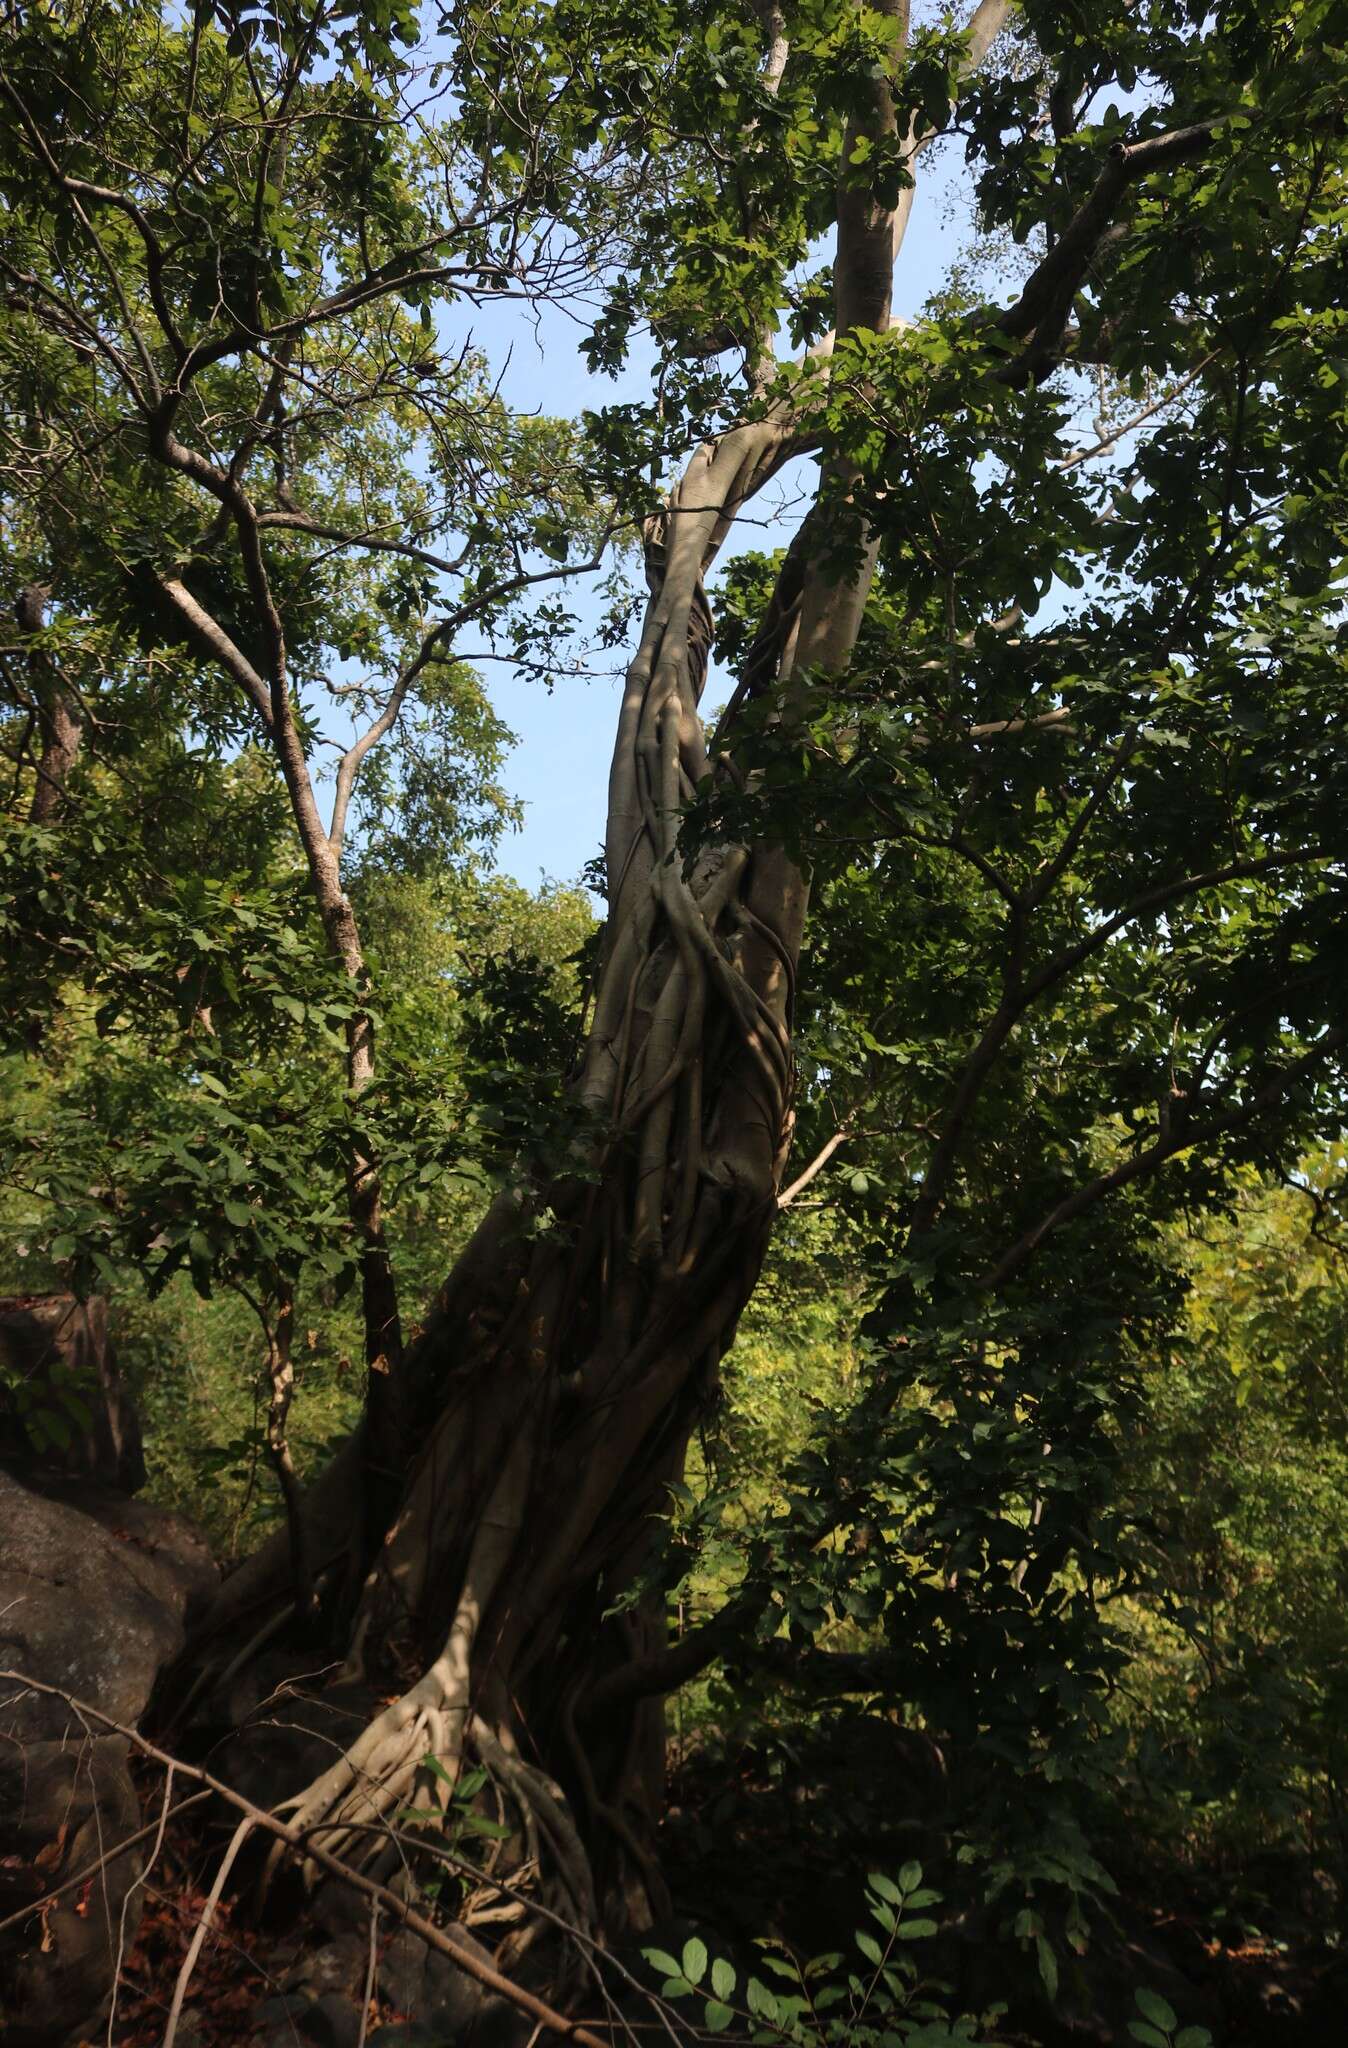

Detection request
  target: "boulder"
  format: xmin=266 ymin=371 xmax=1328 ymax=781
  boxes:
xmin=0 ymin=1465 xmax=217 ymax=2047
xmin=215 ymin=1662 xmax=384 ymax=1813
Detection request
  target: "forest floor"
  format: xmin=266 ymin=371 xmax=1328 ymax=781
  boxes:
xmin=94 ymin=1715 xmax=1343 ymax=2048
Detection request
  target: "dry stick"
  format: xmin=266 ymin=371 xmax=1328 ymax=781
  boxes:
xmin=108 ymin=1762 xmax=176 ymax=2048
xmin=164 ymin=1812 xmax=255 ymax=2047
xmin=0 ymin=1790 xmax=212 ymax=1940
xmin=355 ymin=1897 xmax=379 ymax=2048
xmin=777 ymin=1124 xmax=853 ymax=1209
xmin=0 ymin=1671 xmax=611 ymax=2048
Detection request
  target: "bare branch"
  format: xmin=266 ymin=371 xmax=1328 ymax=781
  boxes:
xmin=778 ymin=1123 xmax=854 ymax=1208
xmin=0 ymin=1669 xmax=614 ymax=2048
xmin=157 ymin=577 xmax=273 ymax=728
xmin=0 ymin=76 xmax=164 ymax=393
xmin=328 ymin=535 xmax=618 ymax=853
xmin=1058 ymin=355 xmax=1217 ymax=470
xmin=254 ymin=508 xmax=469 ymax=579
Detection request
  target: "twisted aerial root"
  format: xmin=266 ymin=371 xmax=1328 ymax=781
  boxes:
xmin=272 ymin=1436 xmax=534 ymax=1879
xmin=470 ymin=1716 xmax=598 ymax=1940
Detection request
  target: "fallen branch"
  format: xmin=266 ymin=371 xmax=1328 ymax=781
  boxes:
xmin=0 ymin=1669 xmax=611 ymax=2048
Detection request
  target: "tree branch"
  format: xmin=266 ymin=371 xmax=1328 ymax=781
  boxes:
xmin=778 ymin=1122 xmax=854 ymax=1208
xmin=327 ymin=533 xmax=617 ymax=853
xmin=979 ymin=1026 xmax=1347 ymax=1291
xmin=254 ymin=508 xmax=470 ymax=579
xmin=157 ymin=577 xmax=273 ymax=728
xmin=0 ymin=76 xmax=164 ymax=393
xmin=579 ymin=1595 xmax=761 ymax=1721
xmin=998 ymin=121 xmax=1220 ymax=377
xmin=908 ymin=844 xmax=1328 ymax=1238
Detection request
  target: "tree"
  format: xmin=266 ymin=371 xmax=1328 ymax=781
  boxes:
xmin=4 ymin=0 xmax=1348 ymax=1968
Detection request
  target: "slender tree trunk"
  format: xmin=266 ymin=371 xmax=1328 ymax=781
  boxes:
xmin=17 ymin=584 xmax=83 ymax=827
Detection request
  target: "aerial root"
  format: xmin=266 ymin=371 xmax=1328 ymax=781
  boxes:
xmin=468 ymin=1717 xmax=598 ymax=1951
xmin=267 ymin=1669 xmax=461 ymax=1883
xmin=259 ymin=1682 xmax=600 ymax=1980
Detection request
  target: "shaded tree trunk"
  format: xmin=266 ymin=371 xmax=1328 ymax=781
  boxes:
xmin=252 ymin=412 xmax=818 ymax=1928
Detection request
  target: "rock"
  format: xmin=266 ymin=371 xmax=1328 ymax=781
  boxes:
xmin=473 ymin=1993 xmax=534 ymax=2048
xmin=378 ymin=1927 xmax=429 ymax=2018
xmin=0 ymin=1472 xmax=215 ymax=1739
xmin=216 ymin=1672 xmax=383 ymax=1814
xmin=0 ymin=1466 xmax=217 ymax=2048
xmin=28 ymin=1475 xmax=217 ymax=1618
xmin=284 ymin=1932 xmax=371 ymax=2000
xmin=0 ymin=1475 xmax=194 ymax=1737
xmin=301 ymin=1989 xmax=366 ymax=2048
xmin=313 ymin=1877 xmax=381 ymax=1941
xmin=0 ymin=1293 xmax=144 ymax=1492
xmin=252 ymin=1991 xmax=315 ymax=2028
xmin=421 ymin=1931 xmax=495 ymax=2040
xmin=0 ymin=1730 xmax=145 ymax=2048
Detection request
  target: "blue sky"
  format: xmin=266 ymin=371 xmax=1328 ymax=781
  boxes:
xmin=467 ymin=153 xmax=974 ymax=891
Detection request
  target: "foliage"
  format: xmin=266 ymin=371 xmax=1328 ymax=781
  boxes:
xmin=0 ymin=851 xmax=594 ymax=1549
xmin=5 ymin=0 xmax=1348 ymax=2032
xmin=1112 ymin=1159 xmax=1348 ymax=1900
xmin=646 ymin=1866 xmax=1008 ymax=2047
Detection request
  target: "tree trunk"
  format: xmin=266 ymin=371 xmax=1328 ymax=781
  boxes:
xmin=184 ymin=0 xmax=1011 ymax=1954
xmin=253 ymin=409 xmax=818 ymax=1931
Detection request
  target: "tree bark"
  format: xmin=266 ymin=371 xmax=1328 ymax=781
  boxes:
xmin=15 ymin=586 xmax=83 ymax=827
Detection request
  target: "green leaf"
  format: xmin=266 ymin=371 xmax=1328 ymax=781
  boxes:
xmin=755 ymin=1954 xmax=800 ymax=1983
xmin=459 ymin=1814 xmax=511 ymax=1839
xmin=1136 ymin=1990 xmax=1178 ymax=2033
xmin=711 ymin=1957 xmax=736 ymax=1999
xmin=642 ymin=1950 xmax=682 ymax=1979
xmin=746 ymin=1978 xmax=780 ymax=2021
xmin=704 ymin=2000 xmax=735 ymax=2030
xmin=1127 ymin=2027 xmax=1169 ymax=2048
xmin=1036 ymin=1935 xmax=1059 ymax=2002
xmin=682 ymin=1937 xmax=708 ymax=1987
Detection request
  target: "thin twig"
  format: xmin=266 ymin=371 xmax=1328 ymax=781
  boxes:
xmin=355 ymin=1897 xmax=379 ymax=2048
